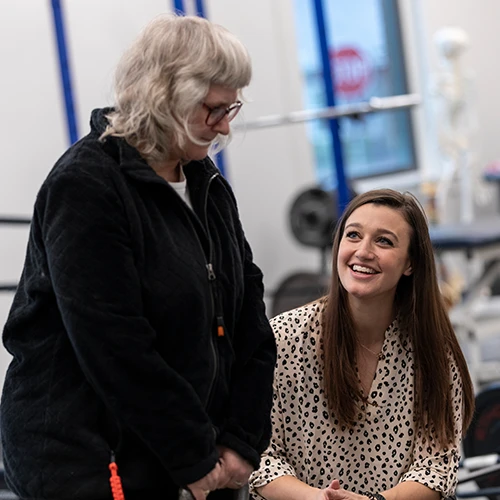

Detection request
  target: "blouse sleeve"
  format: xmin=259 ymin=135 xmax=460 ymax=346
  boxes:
xmin=399 ymin=355 xmax=464 ymax=498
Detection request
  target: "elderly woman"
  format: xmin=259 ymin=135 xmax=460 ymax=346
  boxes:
xmin=250 ymin=189 xmax=474 ymax=500
xmin=1 ymin=14 xmax=276 ymax=500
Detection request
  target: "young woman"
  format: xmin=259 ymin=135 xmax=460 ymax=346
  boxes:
xmin=1 ymin=14 xmax=276 ymax=500
xmin=250 ymin=189 xmax=474 ymax=500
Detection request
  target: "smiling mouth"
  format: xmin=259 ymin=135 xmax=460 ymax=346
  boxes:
xmin=350 ymin=264 xmax=378 ymax=275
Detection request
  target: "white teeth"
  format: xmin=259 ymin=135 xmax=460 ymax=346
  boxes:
xmin=352 ymin=265 xmax=376 ymax=274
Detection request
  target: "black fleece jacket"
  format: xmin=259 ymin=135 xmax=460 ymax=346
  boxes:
xmin=1 ymin=109 xmax=276 ymax=500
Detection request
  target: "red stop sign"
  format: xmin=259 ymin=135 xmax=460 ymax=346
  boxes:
xmin=330 ymin=47 xmax=370 ymax=96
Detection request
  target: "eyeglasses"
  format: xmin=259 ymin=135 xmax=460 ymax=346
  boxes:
xmin=203 ymin=101 xmax=243 ymax=126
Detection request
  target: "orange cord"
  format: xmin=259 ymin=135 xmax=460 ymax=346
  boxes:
xmin=109 ymin=461 xmax=126 ymax=500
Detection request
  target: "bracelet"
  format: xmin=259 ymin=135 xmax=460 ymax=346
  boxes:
xmin=362 ymin=493 xmax=386 ymax=500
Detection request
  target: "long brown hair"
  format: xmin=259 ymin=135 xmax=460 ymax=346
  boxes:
xmin=322 ymin=189 xmax=474 ymax=446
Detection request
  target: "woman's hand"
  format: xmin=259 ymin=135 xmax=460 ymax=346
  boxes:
xmin=216 ymin=445 xmax=253 ymax=489
xmin=313 ymin=480 xmax=369 ymax=500
xmin=186 ymin=462 xmax=223 ymax=500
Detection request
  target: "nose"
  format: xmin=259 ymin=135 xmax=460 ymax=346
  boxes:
xmin=355 ymin=240 xmax=374 ymax=260
xmin=211 ymin=116 xmax=231 ymax=136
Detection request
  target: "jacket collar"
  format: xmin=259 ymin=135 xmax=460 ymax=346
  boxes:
xmin=90 ymin=107 xmax=221 ymax=190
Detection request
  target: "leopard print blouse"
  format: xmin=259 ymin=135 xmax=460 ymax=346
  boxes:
xmin=249 ymin=301 xmax=463 ymax=498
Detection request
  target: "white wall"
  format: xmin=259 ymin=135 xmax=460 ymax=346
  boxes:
xmin=1 ymin=0 xmax=500 ymax=387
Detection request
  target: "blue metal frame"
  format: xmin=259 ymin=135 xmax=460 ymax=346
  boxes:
xmin=195 ymin=0 xmax=206 ymax=17
xmin=50 ymin=0 xmax=79 ymax=145
xmin=312 ymin=0 xmax=349 ymax=213
xmin=172 ymin=0 xmax=227 ymax=177
xmin=173 ymin=0 xmax=185 ymax=14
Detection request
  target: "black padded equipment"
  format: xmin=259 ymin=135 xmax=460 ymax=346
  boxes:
xmin=271 ymin=271 xmax=329 ymax=317
xmin=289 ymin=186 xmax=356 ymax=249
xmin=463 ymin=382 xmax=500 ymax=500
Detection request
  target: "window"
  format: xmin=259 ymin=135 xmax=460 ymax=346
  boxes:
xmin=293 ymin=0 xmax=416 ymax=189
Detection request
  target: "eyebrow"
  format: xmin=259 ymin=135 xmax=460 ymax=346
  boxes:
xmin=345 ymin=222 xmax=400 ymax=242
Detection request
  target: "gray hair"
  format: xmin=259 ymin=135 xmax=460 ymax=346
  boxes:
xmin=101 ymin=14 xmax=252 ymax=162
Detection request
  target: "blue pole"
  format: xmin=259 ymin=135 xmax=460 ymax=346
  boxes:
xmin=195 ymin=0 xmax=206 ymax=17
xmin=171 ymin=0 xmax=227 ymax=177
xmin=173 ymin=0 xmax=185 ymax=14
xmin=50 ymin=0 xmax=79 ymax=145
xmin=312 ymin=0 xmax=349 ymax=213
xmin=180 ymin=0 xmax=227 ymax=178
xmin=214 ymin=151 xmax=227 ymax=178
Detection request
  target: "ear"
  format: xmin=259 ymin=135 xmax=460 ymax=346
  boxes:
xmin=403 ymin=263 xmax=413 ymax=276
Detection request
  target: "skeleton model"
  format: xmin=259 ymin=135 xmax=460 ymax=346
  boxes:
xmin=431 ymin=28 xmax=497 ymax=314
xmin=430 ymin=28 xmax=472 ymax=307
xmin=433 ymin=26 xmax=490 ymax=224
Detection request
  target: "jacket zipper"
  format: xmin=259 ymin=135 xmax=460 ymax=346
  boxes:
xmin=201 ymin=173 xmax=224 ymax=410
xmin=205 ymin=262 xmax=219 ymax=409
xmin=203 ymin=174 xmax=226 ymax=339
xmin=180 ymin=172 xmax=222 ymax=408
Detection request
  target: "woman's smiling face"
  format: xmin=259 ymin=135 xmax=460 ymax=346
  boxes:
xmin=337 ymin=203 xmax=413 ymax=304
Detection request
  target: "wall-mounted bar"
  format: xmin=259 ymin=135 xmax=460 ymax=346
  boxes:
xmin=233 ymin=94 xmax=420 ymax=131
